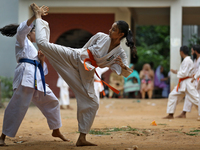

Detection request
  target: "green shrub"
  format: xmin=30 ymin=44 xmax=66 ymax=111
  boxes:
xmin=0 ymin=76 xmax=13 ymax=99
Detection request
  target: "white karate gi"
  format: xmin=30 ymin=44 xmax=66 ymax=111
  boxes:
xmin=167 ymin=56 xmax=199 ymax=114
xmin=57 ymin=74 xmax=70 ymax=106
xmin=183 ymin=58 xmax=199 ymax=112
xmin=94 ymin=67 xmax=109 ymax=103
xmin=2 ymin=20 xmax=62 ymax=137
xmin=35 ymin=18 xmax=132 ymax=134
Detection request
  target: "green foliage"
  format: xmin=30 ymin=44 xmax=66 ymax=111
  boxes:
xmin=188 ymin=34 xmax=200 ymax=48
xmin=89 ymin=126 xmax=137 ymax=135
xmin=89 ymin=130 xmax=111 ymax=135
xmin=107 ymin=126 xmax=137 ymax=132
xmin=0 ymin=76 xmax=13 ymax=99
xmin=135 ymin=25 xmax=170 ymax=74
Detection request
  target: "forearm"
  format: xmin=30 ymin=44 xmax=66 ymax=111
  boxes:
xmin=27 ymin=15 xmax=36 ymax=27
xmin=40 ymin=60 xmax=44 ymax=68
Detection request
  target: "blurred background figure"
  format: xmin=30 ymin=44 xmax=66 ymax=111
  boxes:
xmin=109 ymin=72 xmax=124 ymax=98
xmin=154 ymin=65 xmax=170 ymax=98
xmin=94 ymin=67 xmax=109 ymax=115
xmin=94 ymin=67 xmax=109 ymax=101
xmin=57 ymin=74 xmax=73 ymax=110
xmin=140 ymin=63 xmax=154 ymax=99
xmin=124 ymin=64 xmax=140 ymax=98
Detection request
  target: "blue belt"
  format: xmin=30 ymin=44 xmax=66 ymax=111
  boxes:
xmin=19 ymin=58 xmax=46 ymax=96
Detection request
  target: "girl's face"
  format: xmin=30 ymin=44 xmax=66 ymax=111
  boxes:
xmin=28 ymin=29 xmax=36 ymax=43
xmin=109 ymin=23 xmax=124 ymax=40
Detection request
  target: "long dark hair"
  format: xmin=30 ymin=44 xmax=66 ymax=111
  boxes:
xmin=116 ymin=20 xmax=136 ymax=56
xmin=0 ymin=24 xmax=19 ymax=37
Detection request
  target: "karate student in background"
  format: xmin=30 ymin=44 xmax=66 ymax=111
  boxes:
xmin=57 ymin=74 xmax=73 ymax=110
xmin=0 ymin=6 xmax=67 ymax=146
xmin=176 ymin=45 xmax=199 ymax=118
xmin=191 ymin=45 xmax=200 ymax=120
xmin=163 ymin=46 xmax=199 ymax=119
xmin=94 ymin=67 xmax=109 ymax=115
xmin=31 ymin=3 xmax=135 ymax=146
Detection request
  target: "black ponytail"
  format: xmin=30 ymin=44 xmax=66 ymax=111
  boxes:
xmin=0 ymin=24 xmax=19 ymax=37
xmin=116 ymin=20 xmax=137 ymax=57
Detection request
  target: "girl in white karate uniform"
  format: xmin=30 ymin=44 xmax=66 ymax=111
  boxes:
xmin=0 ymin=6 xmax=67 ymax=146
xmin=31 ymin=3 xmax=135 ymax=146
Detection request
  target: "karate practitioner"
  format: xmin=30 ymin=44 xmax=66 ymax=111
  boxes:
xmin=0 ymin=6 xmax=68 ymax=146
xmin=176 ymin=45 xmax=199 ymax=118
xmin=31 ymin=3 xmax=135 ymax=146
xmin=57 ymin=74 xmax=73 ymax=110
xmin=163 ymin=46 xmax=199 ymax=119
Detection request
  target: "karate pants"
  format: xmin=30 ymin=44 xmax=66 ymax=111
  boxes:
xmin=167 ymin=86 xmax=199 ymax=114
xmin=183 ymin=89 xmax=200 ymax=112
xmin=35 ymin=18 xmax=99 ymax=134
xmin=2 ymin=85 xmax=62 ymax=137
xmin=60 ymin=86 xmax=70 ymax=106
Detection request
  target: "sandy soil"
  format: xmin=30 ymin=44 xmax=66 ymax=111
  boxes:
xmin=0 ymin=98 xmax=200 ymax=150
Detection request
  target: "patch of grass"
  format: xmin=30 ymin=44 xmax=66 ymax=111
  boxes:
xmin=107 ymin=126 xmax=137 ymax=132
xmin=89 ymin=130 xmax=110 ymax=135
xmin=184 ymin=133 xmax=197 ymax=136
xmin=89 ymin=126 xmax=137 ymax=135
xmin=190 ymin=129 xmax=200 ymax=132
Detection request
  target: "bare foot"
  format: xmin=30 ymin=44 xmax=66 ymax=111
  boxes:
xmin=175 ymin=114 xmax=186 ymax=118
xmin=76 ymin=138 xmax=97 ymax=147
xmin=60 ymin=105 xmax=65 ymax=110
xmin=52 ymin=129 xmax=70 ymax=142
xmin=162 ymin=115 xmax=174 ymax=119
xmin=66 ymin=105 xmax=73 ymax=110
xmin=76 ymin=133 xmax=97 ymax=147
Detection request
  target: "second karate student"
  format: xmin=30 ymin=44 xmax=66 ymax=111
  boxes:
xmin=31 ymin=3 xmax=135 ymax=146
xmin=176 ymin=45 xmax=199 ymax=118
xmin=163 ymin=46 xmax=199 ymax=119
xmin=0 ymin=6 xmax=67 ymax=146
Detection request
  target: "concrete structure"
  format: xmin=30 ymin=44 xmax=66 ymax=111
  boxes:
xmin=1 ymin=0 xmax=200 ymax=97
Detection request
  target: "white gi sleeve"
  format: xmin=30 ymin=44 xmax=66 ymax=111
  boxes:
xmin=177 ymin=60 xmax=192 ymax=78
xmin=110 ymin=52 xmax=133 ymax=78
xmin=83 ymin=32 xmax=102 ymax=49
xmin=43 ymin=62 xmax=48 ymax=76
xmin=194 ymin=65 xmax=200 ymax=79
xmin=16 ymin=20 xmax=33 ymax=48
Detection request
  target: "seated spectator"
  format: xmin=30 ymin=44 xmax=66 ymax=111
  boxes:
xmin=140 ymin=64 xmax=154 ymax=99
xmin=154 ymin=65 xmax=169 ymax=98
xmin=124 ymin=64 xmax=140 ymax=98
xmin=109 ymin=72 xmax=124 ymax=98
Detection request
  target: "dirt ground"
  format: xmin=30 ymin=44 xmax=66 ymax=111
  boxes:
xmin=0 ymin=98 xmax=200 ymax=150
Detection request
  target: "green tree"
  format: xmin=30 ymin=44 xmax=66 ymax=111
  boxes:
xmin=134 ymin=25 xmax=170 ymax=75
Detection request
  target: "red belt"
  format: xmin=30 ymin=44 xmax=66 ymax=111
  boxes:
xmin=84 ymin=49 xmax=120 ymax=94
xmin=176 ymin=76 xmax=190 ymax=92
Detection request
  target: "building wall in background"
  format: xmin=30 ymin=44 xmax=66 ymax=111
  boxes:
xmin=0 ymin=0 xmax=19 ymax=77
